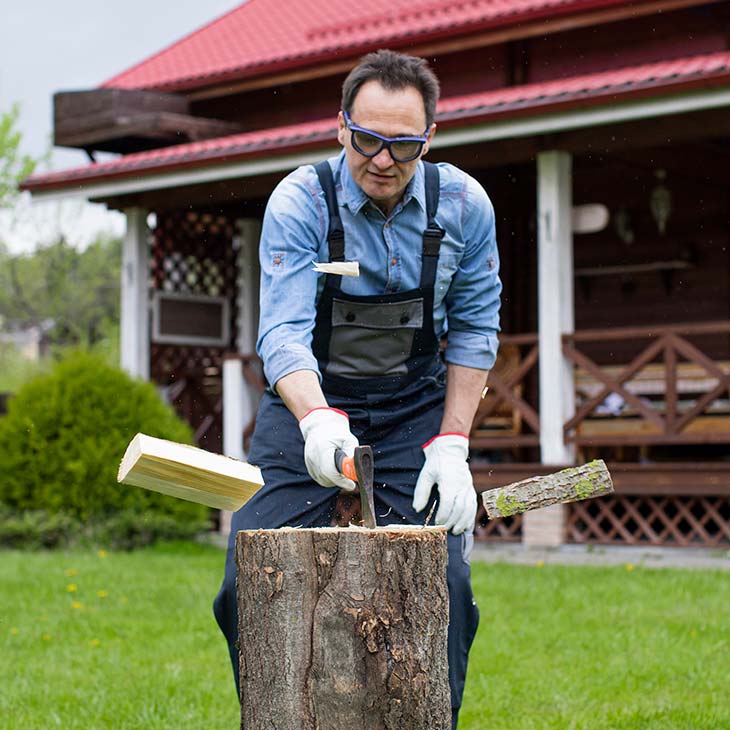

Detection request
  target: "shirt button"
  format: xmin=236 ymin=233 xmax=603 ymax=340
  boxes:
xmin=345 ymin=312 xmax=356 ymax=322
xmin=400 ymin=315 xmax=410 ymax=325
xmin=273 ymin=257 xmax=281 ymax=265
xmin=391 ymin=258 xmax=397 ymax=266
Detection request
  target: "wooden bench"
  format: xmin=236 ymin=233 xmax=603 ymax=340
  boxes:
xmin=573 ymin=360 xmax=730 ymax=445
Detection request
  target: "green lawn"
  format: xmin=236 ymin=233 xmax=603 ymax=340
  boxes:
xmin=1 ymin=543 xmax=728 ymax=729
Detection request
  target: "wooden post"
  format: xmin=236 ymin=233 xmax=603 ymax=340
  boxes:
xmin=120 ymin=207 xmax=150 ymax=379
xmin=528 ymin=149 xmax=575 ymax=546
xmin=236 ymin=526 xmax=451 ymax=730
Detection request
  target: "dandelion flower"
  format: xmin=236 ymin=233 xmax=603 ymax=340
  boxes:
xmin=89 ymin=639 xmax=101 ymax=648
xmin=65 ymin=568 xmax=79 ymax=577
xmin=625 ymin=563 xmax=635 ymax=572
xmin=97 ymin=550 xmax=108 ymax=559
xmin=10 ymin=628 xmax=19 ymax=636
xmin=536 ymin=560 xmax=545 ymax=568
xmin=42 ymin=633 xmax=51 ymax=642
xmin=97 ymin=590 xmax=108 ymax=599
xmin=67 ymin=584 xmax=78 ymax=593
xmin=71 ymin=601 xmax=84 ymax=610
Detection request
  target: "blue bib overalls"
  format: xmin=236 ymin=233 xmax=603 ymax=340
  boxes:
xmin=214 ymin=161 xmax=479 ymax=729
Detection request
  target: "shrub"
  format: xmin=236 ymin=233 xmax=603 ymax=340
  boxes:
xmin=0 ymin=506 xmax=210 ymax=550
xmin=0 ymin=351 xmax=209 ymax=533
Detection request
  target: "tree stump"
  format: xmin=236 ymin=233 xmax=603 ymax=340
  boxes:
xmin=236 ymin=526 xmax=451 ymax=730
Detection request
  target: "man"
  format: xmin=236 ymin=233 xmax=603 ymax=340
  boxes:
xmin=214 ymin=49 xmax=501 ymax=728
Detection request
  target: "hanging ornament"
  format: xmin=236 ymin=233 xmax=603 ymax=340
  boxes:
xmin=613 ymin=207 xmax=634 ymax=245
xmin=650 ymin=169 xmax=672 ymax=235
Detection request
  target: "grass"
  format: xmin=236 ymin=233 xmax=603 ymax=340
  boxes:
xmin=1 ymin=543 xmax=728 ymax=729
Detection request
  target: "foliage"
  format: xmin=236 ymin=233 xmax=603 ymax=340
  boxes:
xmin=0 ymin=342 xmax=51 ymax=394
xmin=0 ymin=351 xmax=207 ymax=527
xmin=1 ymin=548 xmax=729 ymax=729
xmin=0 ymin=234 xmax=121 ymax=349
xmin=0 ymin=507 xmax=209 ymax=550
xmin=0 ymin=104 xmax=36 ymax=208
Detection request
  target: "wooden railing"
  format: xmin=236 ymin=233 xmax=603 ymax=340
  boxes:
xmin=470 ymin=333 xmax=540 ymax=449
xmin=562 ymin=321 xmax=730 ymax=446
xmin=217 ymin=321 xmax=730 ymax=456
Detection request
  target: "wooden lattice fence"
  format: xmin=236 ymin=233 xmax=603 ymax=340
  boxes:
xmin=567 ymin=494 xmax=730 ymax=547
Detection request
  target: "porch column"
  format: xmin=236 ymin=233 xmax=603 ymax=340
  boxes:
xmin=120 ymin=208 xmax=150 ymax=379
xmin=220 ymin=218 xmax=262 ymax=536
xmin=523 ymin=150 xmax=576 ymax=547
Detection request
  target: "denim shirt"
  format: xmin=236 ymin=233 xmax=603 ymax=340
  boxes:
xmin=257 ymin=151 xmax=501 ymax=388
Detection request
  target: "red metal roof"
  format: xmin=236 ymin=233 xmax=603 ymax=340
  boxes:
xmin=103 ymin=0 xmax=654 ymax=92
xmin=25 ymin=51 xmax=730 ymax=193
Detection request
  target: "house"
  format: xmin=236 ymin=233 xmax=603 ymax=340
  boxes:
xmin=22 ymin=0 xmax=730 ymax=548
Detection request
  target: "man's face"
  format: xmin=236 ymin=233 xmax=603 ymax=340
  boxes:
xmin=338 ymin=80 xmax=435 ymax=214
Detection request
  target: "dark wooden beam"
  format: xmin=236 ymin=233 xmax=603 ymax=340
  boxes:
xmin=54 ymin=89 xmax=244 ymax=153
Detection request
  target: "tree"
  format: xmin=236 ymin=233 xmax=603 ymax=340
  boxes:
xmin=0 ymin=104 xmax=36 ymax=208
xmin=0 ymin=235 xmax=121 ymax=347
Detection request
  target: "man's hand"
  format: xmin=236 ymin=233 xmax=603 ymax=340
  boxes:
xmin=412 ymin=433 xmax=477 ymax=534
xmin=298 ymin=407 xmax=359 ymax=492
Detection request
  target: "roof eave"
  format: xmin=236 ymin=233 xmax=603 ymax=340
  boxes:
xmin=23 ymin=82 xmax=730 ymax=202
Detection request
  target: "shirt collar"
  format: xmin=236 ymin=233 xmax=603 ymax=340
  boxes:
xmin=337 ymin=150 xmax=427 ymax=217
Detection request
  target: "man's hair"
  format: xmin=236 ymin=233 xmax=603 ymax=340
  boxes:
xmin=341 ymin=49 xmax=440 ymax=127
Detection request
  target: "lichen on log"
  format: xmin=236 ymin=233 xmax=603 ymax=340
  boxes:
xmin=482 ymin=459 xmax=614 ymax=519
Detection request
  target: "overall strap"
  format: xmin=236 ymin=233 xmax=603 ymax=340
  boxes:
xmin=314 ymin=161 xmax=345 ymax=262
xmin=420 ymin=161 xmax=445 ymax=288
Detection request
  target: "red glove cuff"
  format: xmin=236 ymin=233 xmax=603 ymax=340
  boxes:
xmin=299 ymin=406 xmax=349 ymax=423
xmin=421 ymin=432 xmax=469 ymax=449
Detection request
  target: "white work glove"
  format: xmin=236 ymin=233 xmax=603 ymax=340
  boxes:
xmin=298 ymin=407 xmax=359 ymax=492
xmin=412 ymin=433 xmax=477 ymax=535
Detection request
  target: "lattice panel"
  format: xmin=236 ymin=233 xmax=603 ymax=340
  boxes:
xmin=475 ymin=504 xmax=523 ymax=542
xmin=567 ymin=495 xmax=730 ymax=547
xmin=150 ymin=209 xmax=238 ymax=451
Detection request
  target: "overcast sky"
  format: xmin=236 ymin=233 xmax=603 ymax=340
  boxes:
xmin=0 ymin=0 xmax=242 ymax=253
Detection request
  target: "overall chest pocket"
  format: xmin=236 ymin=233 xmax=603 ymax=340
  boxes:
xmin=327 ymin=298 xmax=424 ymax=378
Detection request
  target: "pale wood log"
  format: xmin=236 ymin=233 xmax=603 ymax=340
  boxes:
xmin=236 ymin=526 xmax=451 ymax=730
xmin=482 ymin=459 xmax=614 ymax=519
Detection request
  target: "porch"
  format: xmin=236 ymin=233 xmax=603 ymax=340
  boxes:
xmin=469 ymin=320 xmax=730 ymax=548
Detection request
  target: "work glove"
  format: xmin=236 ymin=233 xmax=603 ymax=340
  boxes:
xmin=298 ymin=407 xmax=359 ymax=492
xmin=412 ymin=433 xmax=477 ymax=535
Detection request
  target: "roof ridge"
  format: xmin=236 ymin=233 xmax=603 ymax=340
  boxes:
xmin=98 ymin=0 xmax=667 ymax=92
xmin=309 ymin=0 xmax=571 ymax=41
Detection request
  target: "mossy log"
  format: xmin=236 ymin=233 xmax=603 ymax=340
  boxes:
xmin=482 ymin=459 xmax=614 ymax=519
xmin=236 ymin=526 xmax=451 ymax=730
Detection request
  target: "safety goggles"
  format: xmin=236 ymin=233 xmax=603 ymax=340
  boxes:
xmin=344 ymin=111 xmax=429 ymax=163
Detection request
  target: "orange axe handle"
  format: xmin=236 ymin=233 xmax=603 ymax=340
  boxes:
xmin=335 ymin=453 xmax=358 ymax=482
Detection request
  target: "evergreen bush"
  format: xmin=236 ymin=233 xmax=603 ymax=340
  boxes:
xmin=0 ymin=351 xmax=210 ymax=543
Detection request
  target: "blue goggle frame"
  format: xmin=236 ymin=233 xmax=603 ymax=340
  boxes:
xmin=344 ymin=111 xmax=429 ymax=162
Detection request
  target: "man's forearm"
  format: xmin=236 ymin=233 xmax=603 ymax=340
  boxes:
xmin=440 ymin=363 xmax=489 ymax=435
xmin=275 ymin=369 xmax=329 ymax=421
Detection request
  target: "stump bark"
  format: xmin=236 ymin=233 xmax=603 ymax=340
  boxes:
xmin=236 ymin=526 xmax=451 ymax=730
xmin=482 ymin=459 xmax=614 ymax=519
